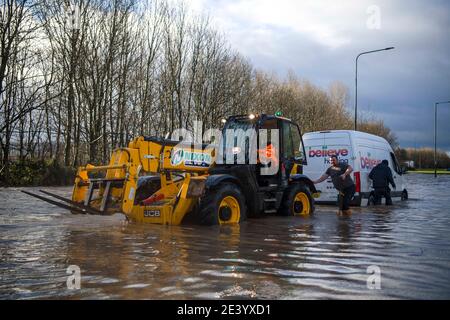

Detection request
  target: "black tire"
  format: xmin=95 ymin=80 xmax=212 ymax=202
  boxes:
xmin=401 ymin=189 xmax=408 ymax=201
xmin=198 ymin=183 xmax=247 ymax=226
xmin=280 ymin=183 xmax=315 ymax=216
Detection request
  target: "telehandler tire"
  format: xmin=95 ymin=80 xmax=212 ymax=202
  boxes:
xmin=198 ymin=183 xmax=247 ymax=226
xmin=280 ymin=183 xmax=315 ymax=216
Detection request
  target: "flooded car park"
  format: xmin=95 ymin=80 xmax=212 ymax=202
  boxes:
xmin=1 ymin=174 xmax=450 ymax=299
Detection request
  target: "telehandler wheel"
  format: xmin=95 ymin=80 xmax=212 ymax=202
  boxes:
xmin=198 ymin=183 xmax=247 ymax=226
xmin=281 ymin=183 xmax=315 ymax=216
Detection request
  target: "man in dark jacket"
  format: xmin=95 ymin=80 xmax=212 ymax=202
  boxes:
xmin=369 ymin=160 xmax=396 ymax=205
xmin=313 ymin=155 xmax=355 ymax=215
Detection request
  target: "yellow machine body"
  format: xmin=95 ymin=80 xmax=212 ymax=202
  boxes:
xmin=23 ymin=115 xmax=318 ymax=226
xmin=10 ymin=114 xmax=321 ymax=226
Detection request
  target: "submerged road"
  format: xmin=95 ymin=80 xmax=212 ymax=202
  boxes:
xmin=1 ymin=174 xmax=449 ymax=299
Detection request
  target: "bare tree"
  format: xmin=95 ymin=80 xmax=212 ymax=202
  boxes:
xmin=0 ymin=0 xmax=402 ymax=186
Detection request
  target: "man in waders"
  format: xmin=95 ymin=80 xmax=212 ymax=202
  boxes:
xmin=369 ymin=159 xmax=396 ymax=205
xmin=313 ymin=155 xmax=355 ymax=215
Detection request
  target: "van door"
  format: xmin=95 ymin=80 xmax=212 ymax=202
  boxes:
xmin=390 ymin=152 xmax=403 ymax=196
xmin=358 ymin=144 xmax=385 ymax=196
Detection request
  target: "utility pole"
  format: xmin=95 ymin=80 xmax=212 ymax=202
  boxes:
xmin=434 ymin=101 xmax=450 ymax=177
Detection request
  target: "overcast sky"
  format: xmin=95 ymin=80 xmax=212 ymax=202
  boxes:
xmin=190 ymin=0 xmax=450 ymax=151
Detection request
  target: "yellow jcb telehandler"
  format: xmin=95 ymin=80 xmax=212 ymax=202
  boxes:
xmin=23 ymin=114 xmax=319 ymax=225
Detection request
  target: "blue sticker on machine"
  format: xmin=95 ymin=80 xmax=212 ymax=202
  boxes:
xmin=170 ymin=149 xmax=212 ymax=167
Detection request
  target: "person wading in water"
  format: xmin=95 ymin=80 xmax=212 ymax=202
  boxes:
xmin=369 ymin=159 xmax=396 ymax=205
xmin=312 ymin=155 xmax=355 ymax=215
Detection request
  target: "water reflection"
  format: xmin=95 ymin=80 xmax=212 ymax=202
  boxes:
xmin=1 ymin=174 xmax=450 ymax=299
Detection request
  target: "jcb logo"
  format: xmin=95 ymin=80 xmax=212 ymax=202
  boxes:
xmin=144 ymin=210 xmax=161 ymax=217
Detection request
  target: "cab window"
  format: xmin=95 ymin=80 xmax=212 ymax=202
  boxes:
xmin=260 ymin=119 xmax=278 ymax=146
xmin=281 ymin=121 xmax=306 ymax=164
xmin=290 ymin=123 xmax=305 ymax=163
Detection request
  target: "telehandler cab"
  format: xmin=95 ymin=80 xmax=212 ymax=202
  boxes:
xmin=23 ymin=114 xmax=319 ymax=225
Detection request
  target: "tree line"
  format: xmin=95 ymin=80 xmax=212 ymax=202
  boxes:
xmin=395 ymin=147 xmax=450 ymax=169
xmin=0 ymin=0 xmax=411 ymax=185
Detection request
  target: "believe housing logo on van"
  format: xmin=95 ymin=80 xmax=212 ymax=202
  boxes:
xmin=309 ymin=148 xmax=349 ymax=158
xmin=360 ymin=157 xmax=381 ymax=170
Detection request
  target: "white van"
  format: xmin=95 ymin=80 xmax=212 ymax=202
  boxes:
xmin=302 ymin=130 xmax=408 ymax=206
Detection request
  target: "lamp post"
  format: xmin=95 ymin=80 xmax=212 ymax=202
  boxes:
xmin=434 ymin=101 xmax=450 ymax=178
xmin=355 ymin=47 xmax=395 ymax=131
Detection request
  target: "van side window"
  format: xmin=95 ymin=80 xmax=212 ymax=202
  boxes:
xmin=390 ymin=152 xmax=401 ymax=174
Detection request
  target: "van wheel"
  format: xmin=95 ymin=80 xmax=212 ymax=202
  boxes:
xmin=281 ymin=183 xmax=315 ymax=216
xmin=401 ymin=189 xmax=408 ymax=201
xmin=198 ymin=183 xmax=247 ymax=226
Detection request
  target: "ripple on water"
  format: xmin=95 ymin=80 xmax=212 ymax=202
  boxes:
xmin=1 ymin=175 xmax=450 ymax=299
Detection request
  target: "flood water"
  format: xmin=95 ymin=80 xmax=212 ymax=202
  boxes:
xmin=1 ymin=174 xmax=450 ymax=299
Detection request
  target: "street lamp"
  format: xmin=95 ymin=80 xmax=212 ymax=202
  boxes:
xmin=355 ymin=47 xmax=395 ymax=131
xmin=434 ymin=100 xmax=450 ymax=178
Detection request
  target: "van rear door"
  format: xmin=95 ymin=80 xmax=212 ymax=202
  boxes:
xmin=357 ymin=140 xmax=404 ymax=198
xmin=357 ymin=144 xmax=386 ymax=195
xmin=304 ymin=131 xmax=353 ymax=202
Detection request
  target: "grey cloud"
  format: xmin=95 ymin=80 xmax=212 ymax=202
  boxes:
xmin=203 ymin=0 xmax=450 ymax=151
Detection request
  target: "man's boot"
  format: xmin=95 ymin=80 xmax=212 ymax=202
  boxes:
xmin=342 ymin=209 xmax=352 ymax=215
